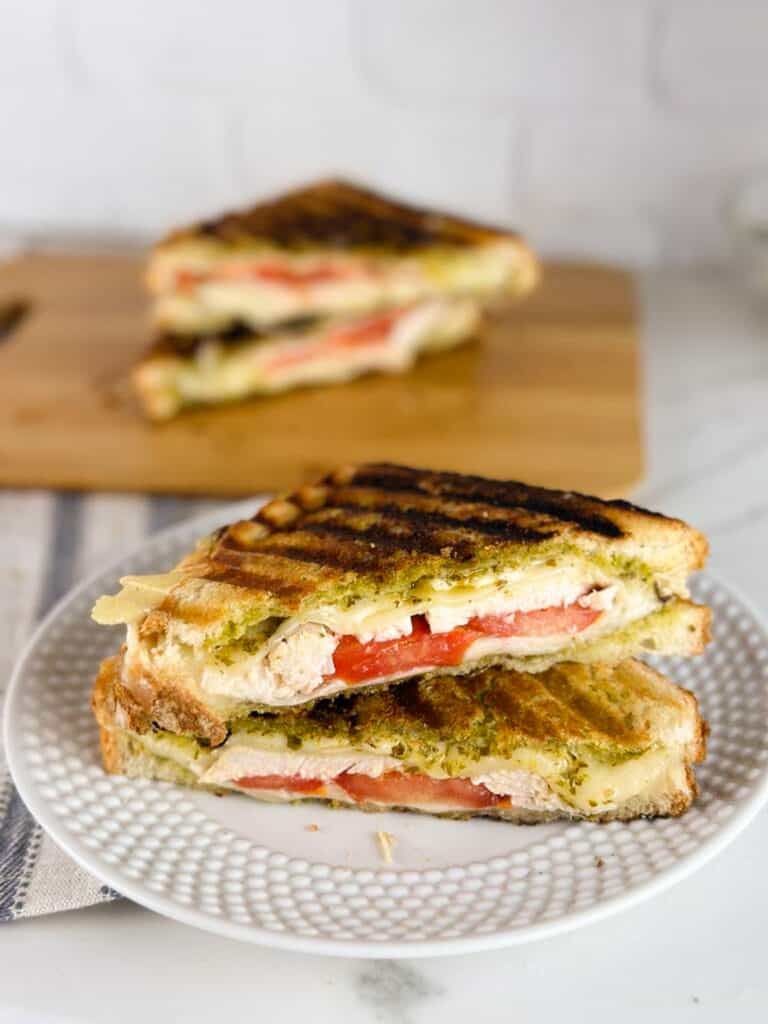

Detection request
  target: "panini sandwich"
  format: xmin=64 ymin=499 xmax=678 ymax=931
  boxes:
xmin=133 ymin=297 xmax=481 ymax=420
xmin=147 ymin=179 xmax=539 ymax=336
xmin=92 ymin=464 xmax=710 ymax=747
xmin=93 ymin=656 xmax=707 ymax=822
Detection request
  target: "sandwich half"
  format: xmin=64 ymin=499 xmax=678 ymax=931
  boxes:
xmin=92 ymin=464 xmax=711 ymax=745
xmin=133 ymin=297 xmax=480 ymax=420
xmin=93 ymin=656 xmax=707 ymax=823
xmin=146 ymin=179 xmax=539 ymax=335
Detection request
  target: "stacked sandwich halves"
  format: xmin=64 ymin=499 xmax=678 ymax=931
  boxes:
xmin=92 ymin=464 xmax=710 ymax=823
xmin=133 ymin=180 xmax=539 ymax=419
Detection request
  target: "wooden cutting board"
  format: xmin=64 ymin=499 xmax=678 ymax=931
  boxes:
xmin=0 ymin=253 xmax=642 ymax=497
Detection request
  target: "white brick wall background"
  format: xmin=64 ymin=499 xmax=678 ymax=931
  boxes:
xmin=3 ymin=0 xmax=768 ymax=266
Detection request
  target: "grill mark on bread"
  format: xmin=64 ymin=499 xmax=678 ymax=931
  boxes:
xmin=208 ymin=544 xmax=338 ymax=588
xmin=387 ymin=678 xmax=451 ymax=730
xmin=218 ymin=482 xmax=556 ymax=579
xmin=346 ymin=464 xmax=626 ymax=539
xmin=535 ymin=666 xmax=641 ymax=744
xmin=111 ymin=464 xmax=705 ymax=646
xmin=222 ymin=492 xmax=547 ymax=576
xmin=390 ymin=669 xmax=651 ymax=748
xmin=607 ymin=661 xmax=669 ymax=704
xmin=300 ymin=517 xmax=475 ymax=560
xmin=482 ymin=672 xmax=589 ymax=742
xmin=314 ymin=666 xmax=658 ymax=750
xmin=256 ymin=538 xmax=384 ymax=573
xmin=202 ymin=562 xmax=311 ymax=598
xmin=331 ymin=499 xmax=553 ymax=546
xmin=165 ymin=179 xmax=514 ymax=251
xmin=224 ymin=530 xmax=391 ymax=575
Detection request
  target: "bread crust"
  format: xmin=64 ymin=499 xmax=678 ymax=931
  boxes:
xmin=155 ymin=178 xmax=533 ymax=254
xmin=98 ymin=725 xmax=125 ymax=774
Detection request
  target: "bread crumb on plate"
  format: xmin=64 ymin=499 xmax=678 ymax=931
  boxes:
xmin=375 ymin=830 xmax=397 ymax=864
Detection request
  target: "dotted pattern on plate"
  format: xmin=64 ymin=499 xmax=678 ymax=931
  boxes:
xmin=11 ymin=513 xmax=768 ymax=948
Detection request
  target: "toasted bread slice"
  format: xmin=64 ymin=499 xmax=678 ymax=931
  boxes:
xmin=94 ymin=656 xmax=707 ymax=823
xmin=133 ymin=297 xmax=481 ymax=420
xmin=92 ymin=464 xmax=710 ymax=725
xmin=147 ymin=179 xmax=538 ymax=333
xmin=157 ymin=178 xmax=536 ymax=253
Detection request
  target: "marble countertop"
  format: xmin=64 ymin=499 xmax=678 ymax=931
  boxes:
xmin=1 ymin=269 xmax=767 ymax=1023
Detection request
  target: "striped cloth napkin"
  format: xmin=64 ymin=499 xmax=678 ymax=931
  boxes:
xmin=0 ymin=723 xmax=119 ymax=919
xmin=0 ymin=490 xmax=221 ymax=921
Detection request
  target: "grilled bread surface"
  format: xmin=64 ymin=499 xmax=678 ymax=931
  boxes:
xmin=93 ymin=653 xmax=706 ymax=764
xmin=142 ymin=462 xmax=709 ymax=633
xmin=156 ymin=178 xmax=534 ymax=255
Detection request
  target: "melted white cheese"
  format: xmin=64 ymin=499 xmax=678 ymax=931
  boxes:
xmin=423 ymin=580 xmax=617 ymax=634
xmin=92 ymin=573 xmax=188 ymax=625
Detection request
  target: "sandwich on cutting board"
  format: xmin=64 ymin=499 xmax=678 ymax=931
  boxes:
xmin=134 ymin=180 xmax=539 ymax=418
xmin=92 ymin=463 xmax=710 ymax=822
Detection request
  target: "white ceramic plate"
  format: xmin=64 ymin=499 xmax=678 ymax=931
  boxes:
xmin=5 ymin=503 xmax=768 ymax=958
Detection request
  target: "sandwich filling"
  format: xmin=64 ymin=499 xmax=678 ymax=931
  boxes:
xmin=150 ymin=240 xmax=526 ymax=333
xmin=111 ymin=560 xmax=667 ymax=708
xmin=130 ymin=723 xmax=694 ymax=818
xmin=135 ymin=297 xmax=479 ymax=419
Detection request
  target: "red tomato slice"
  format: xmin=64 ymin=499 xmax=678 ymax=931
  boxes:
xmin=264 ymin=341 xmax=327 ymax=372
xmin=234 ymin=774 xmax=326 ymax=794
xmin=470 ymin=603 xmax=601 ymax=637
xmin=175 ymin=269 xmax=206 ymax=291
xmin=245 ymin=263 xmax=354 ymax=287
xmin=175 ymin=262 xmax=362 ymax=291
xmin=335 ymin=771 xmax=505 ymax=809
xmin=265 ymin=309 xmax=402 ymax=373
xmin=329 ymin=603 xmax=601 ymax=684
xmin=324 ymin=310 xmax=402 ymax=349
xmin=331 ymin=615 xmax=469 ymax=684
